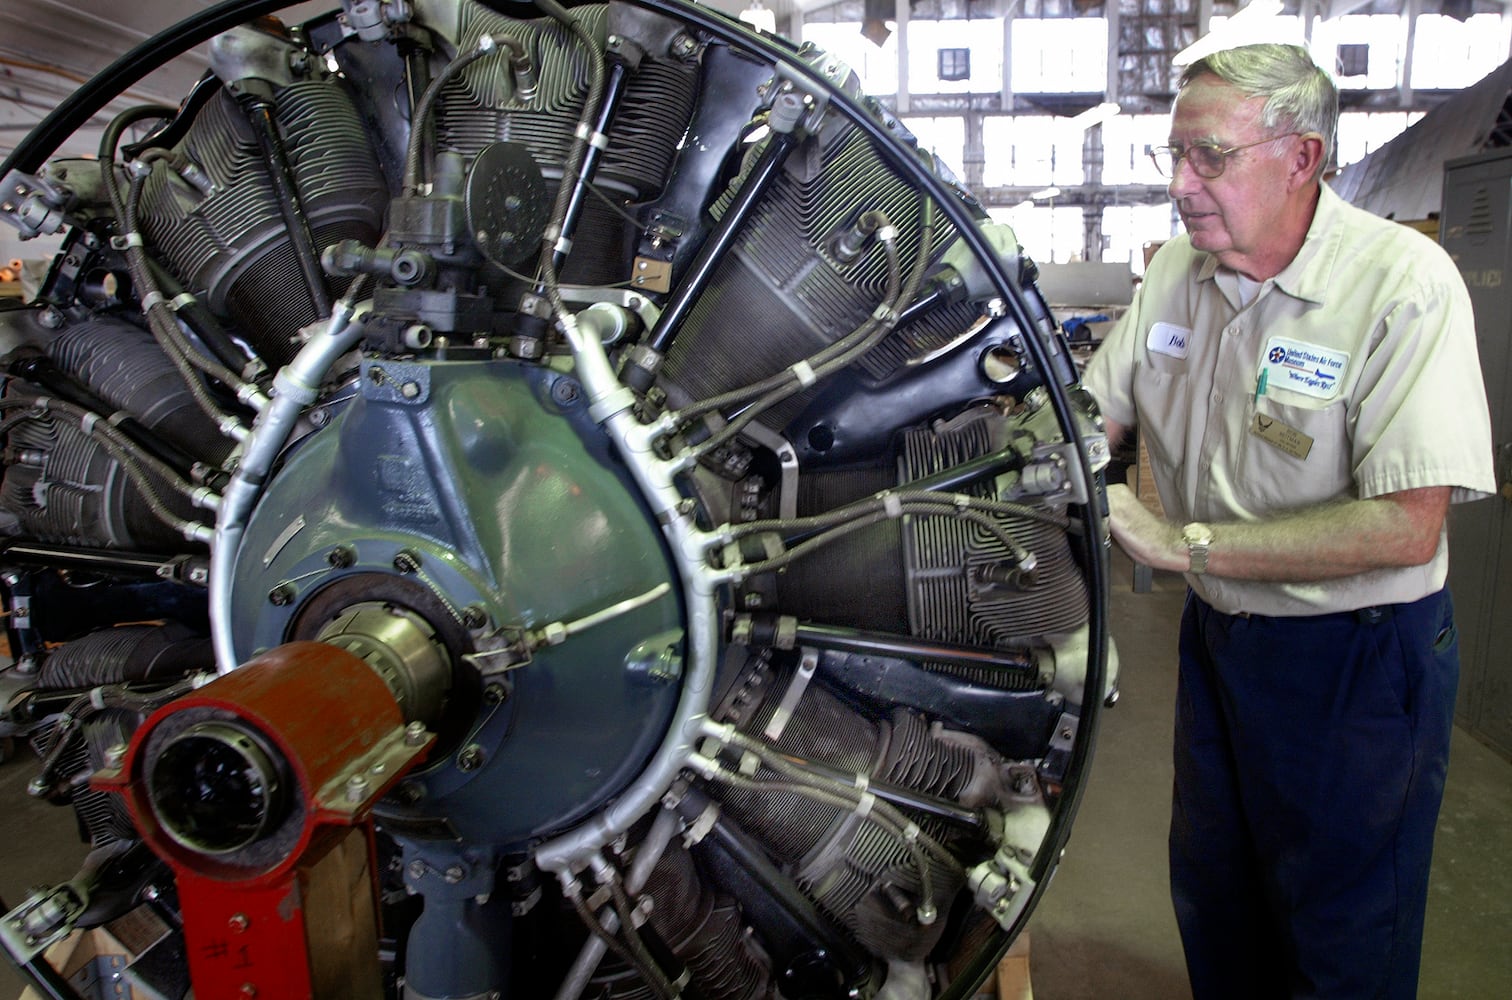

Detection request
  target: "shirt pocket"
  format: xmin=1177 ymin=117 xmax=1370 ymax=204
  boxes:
xmin=1131 ymin=367 xmax=1189 ymax=478
xmin=1236 ymin=396 xmax=1351 ymax=509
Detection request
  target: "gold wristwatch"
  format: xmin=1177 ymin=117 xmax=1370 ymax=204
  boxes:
xmin=1181 ymin=522 xmax=1213 ymax=575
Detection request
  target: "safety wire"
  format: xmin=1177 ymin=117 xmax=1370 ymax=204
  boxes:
xmin=0 ymin=397 xmax=215 ymax=543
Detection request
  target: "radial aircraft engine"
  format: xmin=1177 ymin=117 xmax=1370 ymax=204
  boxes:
xmin=0 ymin=2 xmax=1113 ymax=998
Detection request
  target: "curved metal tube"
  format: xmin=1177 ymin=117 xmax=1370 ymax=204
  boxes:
xmin=208 ymin=298 xmax=365 ymax=672
xmin=532 ymin=314 xmax=719 ymax=875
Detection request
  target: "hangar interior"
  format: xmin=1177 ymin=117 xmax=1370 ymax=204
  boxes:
xmin=0 ymin=1 xmax=1509 ymax=999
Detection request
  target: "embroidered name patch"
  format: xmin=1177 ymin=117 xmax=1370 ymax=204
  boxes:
xmin=1260 ymin=336 xmax=1348 ymax=400
xmin=1147 ymin=321 xmax=1191 ymax=360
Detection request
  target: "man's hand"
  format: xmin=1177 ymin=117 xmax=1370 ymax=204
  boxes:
xmin=1105 ymin=483 xmax=1186 ymax=572
xmin=1100 ymin=483 xmax=1450 ymax=581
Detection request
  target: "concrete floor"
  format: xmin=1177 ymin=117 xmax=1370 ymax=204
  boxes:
xmin=2 ymin=554 xmax=1509 ymax=998
xmin=1026 ymin=554 xmax=1512 ymax=999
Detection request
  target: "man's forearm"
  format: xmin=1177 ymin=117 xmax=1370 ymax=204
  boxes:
xmin=1105 ymin=483 xmax=1450 ymax=582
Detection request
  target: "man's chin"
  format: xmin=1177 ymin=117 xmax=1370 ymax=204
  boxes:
xmin=1184 ymin=226 xmax=1228 ymax=254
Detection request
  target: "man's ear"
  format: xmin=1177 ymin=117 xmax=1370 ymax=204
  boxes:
xmin=1288 ymin=132 xmax=1326 ymax=190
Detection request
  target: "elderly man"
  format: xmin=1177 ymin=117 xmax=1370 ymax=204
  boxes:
xmin=1082 ymin=43 xmax=1495 ymax=999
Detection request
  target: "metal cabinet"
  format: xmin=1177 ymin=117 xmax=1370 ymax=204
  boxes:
xmin=1440 ymin=148 xmax=1512 ymax=761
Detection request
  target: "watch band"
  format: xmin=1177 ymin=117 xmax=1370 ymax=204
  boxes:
xmin=1182 ymin=522 xmax=1213 ymax=575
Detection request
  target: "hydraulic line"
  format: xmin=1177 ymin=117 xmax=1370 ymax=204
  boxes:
xmin=96 ymin=104 xmax=176 ymax=219
xmin=554 ymin=808 xmax=681 ymax=1000
xmin=208 ymin=277 xmax=373 ymax=673
xmin=401 ymin=32 xmax=535 ymax=196
xmin=96 ymin=107 xmax=262 ymax=415
xmin=675 ymin=211 xmax=902 ymax=424
xmin=668 ymin=787 xmax=872 ymax=986
xmin=713 ymin=492 xmax=1045 ymax=581
xmin=146 ymin=260 xmax=260 ymax=379
xmin=686 ymin=195 xmax=935 ymax=457
xmin=3 ymin=352 xmax=208 ymax=481
xmin=118 ymin=169 xmax=265 ymax=433
xmin=0 ymin=397 xmax=217 ymax=543
xmin=689 ymin=727 xmax=959 ymax=927
xmin=728 ymin=486 xmax=1068 ymax=538
xmin=29 ymin=678 xmax=197 ymax=801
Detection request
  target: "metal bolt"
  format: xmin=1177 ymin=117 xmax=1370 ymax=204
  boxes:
xmin=39 ymin=307 xmax=63 ymax=330
xmin=400 ymin=381 xmax=421 ymax=399
xmin=345 ymin=775 xmax=370 ymax=803
xmin=461 ymin=605 xmax=489 ymax=630
xmin=393 ymin=550 xmax=421 ymax=574
xmin=228 ymin=913 xmax=249 ymax=933
xmin=327 ymin=545 xmax=356 ymax=568
xmin=483 ymin=683 xmax=508 ymax=705
xmin=457 ymin=744 xmax=485 ymax=772
xmin=268 ymin=583 xmax=296 ymax=606
xmin=239 ymin=984 xmax=257 ymax=998
xmin=407 ymin=860 xmax=426 ymax=881
xmin=551 ymin=378 xmax=581 ymax=406
xmin=405 ymin=721 xmax=427 ymax=746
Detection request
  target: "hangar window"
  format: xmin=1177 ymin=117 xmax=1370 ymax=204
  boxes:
xmin=982 ymin=115 xmax=1084 ymax=187
xmin=938 ymin=47 xmax=971 ymax=81
xmin=988 ymin=202 xmax=1085 ymax=264
xmin=1337 ymin=43 xmax=1369 ymax=78
xmin=1010 ymin=18 xmax=1107 ymax=93
xmin=1100 ymin=114 xmax=1171 ymax=186
xmin=902 ymin=115 xmax=968 ymax=176
xmin=1411 ymin=13 xmax=1512 ymax=90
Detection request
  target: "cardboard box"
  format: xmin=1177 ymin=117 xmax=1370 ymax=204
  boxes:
xmin=18 ymin=927 xmax=133 ymax=1000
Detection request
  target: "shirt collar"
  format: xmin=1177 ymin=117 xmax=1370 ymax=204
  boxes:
xmin=1194 ymin=183 xmax=1341 ymax=305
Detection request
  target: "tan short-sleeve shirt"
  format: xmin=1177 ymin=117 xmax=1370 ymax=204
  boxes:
xmin=1084 ymin=183 xmax=1496 ymax=616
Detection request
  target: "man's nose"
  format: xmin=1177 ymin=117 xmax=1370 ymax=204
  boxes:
xmin=1167 ymin=155 xmax=1201 ymax=198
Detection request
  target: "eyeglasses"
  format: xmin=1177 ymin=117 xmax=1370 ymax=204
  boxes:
xmin=1148 ymin=133 xmax=1302 ymax=179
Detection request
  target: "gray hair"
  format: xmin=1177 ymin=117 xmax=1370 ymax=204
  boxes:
xmin=1179 ymin=43 xmax=1338 ymax=181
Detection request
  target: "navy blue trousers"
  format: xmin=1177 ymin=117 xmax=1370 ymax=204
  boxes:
xmin=1171 ymin=589 xmax=1459 ymax=1000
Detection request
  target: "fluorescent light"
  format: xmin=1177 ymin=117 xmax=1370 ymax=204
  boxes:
xmin=1064 ymin=102 xmax=1122 ymax=131
xmin=1173 ymin=0 xmax=1295 ymax=67
xmin=1030 ymin=187 xmax=1062 ymax=200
